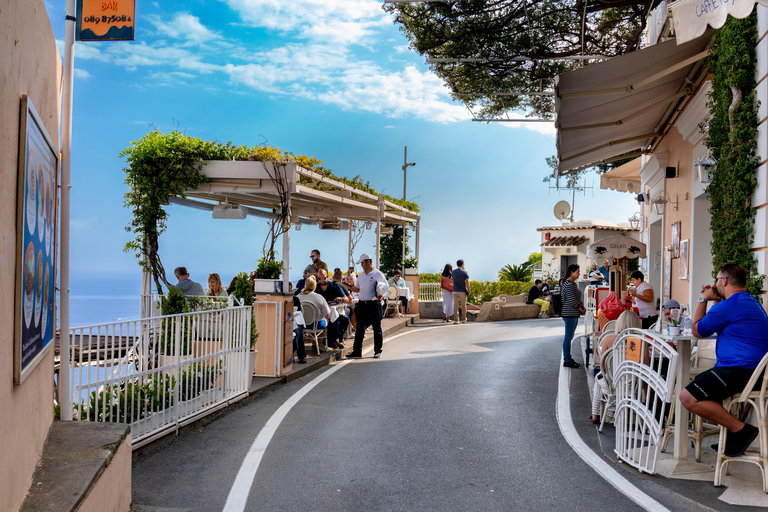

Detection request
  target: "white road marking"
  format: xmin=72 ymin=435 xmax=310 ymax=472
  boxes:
xmin=222 ymin=323 xmax=450 ymax=512
xmin=556 ymin=361 xmax=670 ymax=512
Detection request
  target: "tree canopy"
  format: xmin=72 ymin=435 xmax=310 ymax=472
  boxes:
xmin=384 ymin=0 xmax=660 ymax=119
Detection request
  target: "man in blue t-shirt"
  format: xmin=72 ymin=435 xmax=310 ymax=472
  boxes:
xmin=681 ymin=263 xmax=768 ymax=458
xmin=451 ymin=259 xmax=471 ymax=324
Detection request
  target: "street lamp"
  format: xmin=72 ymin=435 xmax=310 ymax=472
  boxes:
xmin=628 ymin=212 xmax=642 ymax=230
xmin=402 ymin=146 xmax=416 ymax=277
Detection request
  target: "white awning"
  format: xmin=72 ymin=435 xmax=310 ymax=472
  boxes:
xmin=671 ymin=0 xmax=768 ymax=45
xmin=587 ymin=235 xmax=646 ymax=260
xmin=600 ymin=157 xmax=642 ymax=194
xmin=555 ymin=33 xmax=710 ymax=174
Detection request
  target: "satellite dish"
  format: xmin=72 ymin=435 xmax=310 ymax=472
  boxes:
xmin=554 ymin=200 xmax=571 ymax=220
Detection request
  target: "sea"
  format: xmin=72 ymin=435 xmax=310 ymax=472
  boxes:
xmin=66 ymin=272 xmax=142 ymax=327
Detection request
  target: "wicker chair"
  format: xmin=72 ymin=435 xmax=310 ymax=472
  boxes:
xmin=299 ymin=301 xmax=326 ymax=355
xmin=384 ymin=285 xmax=402 ymax=317
xmin=714 ymin=351 xmax=768 ymax=492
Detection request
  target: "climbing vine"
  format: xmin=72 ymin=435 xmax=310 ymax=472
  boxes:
xmin=704 ymin=13 xmax=764 ymax=296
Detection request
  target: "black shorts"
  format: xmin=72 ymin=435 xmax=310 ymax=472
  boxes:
xmin=685 ymin=367 xmax=756 ymax=403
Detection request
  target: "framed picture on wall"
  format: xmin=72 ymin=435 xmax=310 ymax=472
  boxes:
xmin=671 ymin=221 xmax=681 ymax=258
xmin=663 ymin=246 xmax=671 ymax=304
xmin=679 ymin=239 xmax=689 ymax=280
xmin=15 ymin=95 xmax=58 ymax=385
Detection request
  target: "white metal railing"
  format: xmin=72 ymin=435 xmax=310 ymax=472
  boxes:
xmin=419 ymin=282 xmax=442 ymax=301
xmin=612 ymin=328 xmax=679 ymax=474
xmin=141 ymin=293 xmax=231 ymax=318
xmin=584 ymin=285 xmax=597 ymax=337
xmin=63 ymin=304 xmax=252 ymax=448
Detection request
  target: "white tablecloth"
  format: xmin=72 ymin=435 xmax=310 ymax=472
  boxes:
xmin=396 ymin=286 xmax=414 ymax=301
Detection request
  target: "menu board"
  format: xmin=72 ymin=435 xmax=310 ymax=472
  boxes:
xmin=15 ymin=96 xmax=58 ymax=385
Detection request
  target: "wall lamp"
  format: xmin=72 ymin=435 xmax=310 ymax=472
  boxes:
xmin=628 ymin=212 xmax=642 ymax=230
xmin=651 ymin=192 xmax=678 ymax=215
xmin=695 ymin=154 xmax=717 ymax=184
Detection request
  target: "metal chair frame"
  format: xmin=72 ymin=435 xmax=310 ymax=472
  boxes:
xmin=299 ymin=301 xmax=326 ymax=355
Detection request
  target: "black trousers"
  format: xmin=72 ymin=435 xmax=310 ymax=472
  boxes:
xmin=353 ymin=300 xmax=383 ymax=355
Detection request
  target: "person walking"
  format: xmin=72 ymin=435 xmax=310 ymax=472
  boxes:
xmin=451 ymin=259 xmax=471 ymax=324
xmin=440 ymin=263 xmax=454 ymax=322
xmin=561 ymin=264 xmax=585 ymax=368
xmin=346 ymin=253 xmax=388 ymax=359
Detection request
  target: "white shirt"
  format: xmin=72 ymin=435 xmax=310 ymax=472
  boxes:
xmin=634 ymin=281 xmax=657 ymax=319
xmin=357 ymin=268 xmax=388 ymax=300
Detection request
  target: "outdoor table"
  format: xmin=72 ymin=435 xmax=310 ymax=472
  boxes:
xmin=328 ymin=303 xmax=344 ymax=323
xmin=396 ymin=286 xmax=414 ymax=301
xmin=655 ymin=331 xmax=696 ymax=466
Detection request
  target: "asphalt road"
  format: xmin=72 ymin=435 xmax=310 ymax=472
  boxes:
xmin=132 ymin=319 xmax=710 ymax=512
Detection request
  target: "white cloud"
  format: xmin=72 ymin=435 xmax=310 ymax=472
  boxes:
xmin=147 ymin=13 xmax=221 ymax=45
xmin=222 ymin=0 xmax=387 ymax=44
xmin=73 ymin=68 xmax=92 ymax=80
xmin=500 ymin=115 xmax=556 ymax=136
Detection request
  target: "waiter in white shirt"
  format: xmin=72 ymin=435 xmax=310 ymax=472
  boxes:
xmin=347 ymin=253 xmax=388 ymax=359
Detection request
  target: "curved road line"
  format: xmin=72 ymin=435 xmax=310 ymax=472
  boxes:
xmin=222 ymin=324 xmax=451 ymax=512
xmin=556 ymin=360 xmax=670 ymax=512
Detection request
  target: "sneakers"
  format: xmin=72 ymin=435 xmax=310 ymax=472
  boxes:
xmin=373 ymin=352 xmax=382 ymax=359
xmin=453 ymin=321 xmax=459 ymax=324
xmin=345 ymin=353 xmax=362 ymax=359
xmin=563 ymin=360 xmax=580 ymax=368
xmin=724 ymin=424 xmax=759 ymax=457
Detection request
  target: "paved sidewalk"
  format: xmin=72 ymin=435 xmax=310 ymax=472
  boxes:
xmin=578 ymin=332 xmax=768 ymax=510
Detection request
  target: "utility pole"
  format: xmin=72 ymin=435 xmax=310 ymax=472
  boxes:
xmin=402 ymin=146 xmax=415 ymax=277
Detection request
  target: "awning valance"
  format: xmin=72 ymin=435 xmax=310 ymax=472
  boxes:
xmin=599 ymin=157 xmax=642 ymax=194
xmin=555 ymin=33 xmax=710 ymax=174
xmin=541 ymin=235 xmax=588 ymax=247
xmin=586 ymin=235 xmax=646 ymax=259
xmin=671 ymin=0 xmax=767 ymax=45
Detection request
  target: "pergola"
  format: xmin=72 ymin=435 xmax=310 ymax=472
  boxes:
xmin=166 ymin=160 xmax=421 ymax=292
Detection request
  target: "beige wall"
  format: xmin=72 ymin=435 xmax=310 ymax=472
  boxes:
xmin=652 ymin=128 xmax=695 ymax=307
xmin=0 ymin=1 xmax=61 ymax=509
xmin=77 ymin=436 xmax=132 ymax=512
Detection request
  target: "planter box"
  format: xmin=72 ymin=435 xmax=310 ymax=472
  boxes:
xmin=405 ymin=268 xmax=419 ymax=276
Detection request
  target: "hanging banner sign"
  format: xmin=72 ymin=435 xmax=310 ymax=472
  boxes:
xmin=671 ymin=0 xmax=768 ymax=45
xmin=76 ymin=0 xmax=135 ymax=41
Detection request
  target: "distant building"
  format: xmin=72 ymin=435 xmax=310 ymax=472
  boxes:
xmin=537 ymin=219 xmax=640 ymax=279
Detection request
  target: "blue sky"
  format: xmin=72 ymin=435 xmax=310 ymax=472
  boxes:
xmin=44 ymin=0 xmax=639 ymax=284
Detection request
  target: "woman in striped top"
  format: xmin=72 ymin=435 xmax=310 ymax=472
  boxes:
xmin=561 ymin=264 xmax=586 ymax=368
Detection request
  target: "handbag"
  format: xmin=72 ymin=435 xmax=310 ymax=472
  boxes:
xmin=440 ymin=276 xmax=454 ymax=292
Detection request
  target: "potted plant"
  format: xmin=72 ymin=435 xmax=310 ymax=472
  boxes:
xmin=250 ymin=257 xmax=284 ymax=293
xmin=668 ymin=308 xmax=682 ymax=336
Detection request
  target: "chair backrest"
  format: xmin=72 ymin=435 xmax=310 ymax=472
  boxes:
xmin=602 ymin=319 xmax=617 ymax=334
xmin=612 ymin=327 xmax=679 ymax=474
xmin=300 ymin=300 xmax=322 ymax=332
xmin=737 ymin=350 xmax=768 ymax=402
xmin=387 ymin=285 xmax=399 ymax=302
xmin=601 ymin=347 xmax=615 ymax=389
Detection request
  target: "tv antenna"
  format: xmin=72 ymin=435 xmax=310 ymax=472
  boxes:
xmin=548 ymin=180 xmax=593 ymax=223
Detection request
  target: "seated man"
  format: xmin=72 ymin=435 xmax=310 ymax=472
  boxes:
xmin=387 ymin=270 xmax=410 ymax=314
xmin=173 ymin=266 xmax=205 ymax=296
xmin=681 ymin=263 xmax=768 ymax=458
xmin=315 ymin=269 xmax=350 ymax=349
xmin=597 ymin=259 xmax=611 ymax=287
xmin=527 ymin=279 xmax=551 ymax=319
xmin=588 ymin=262 xmax=604 ymax=286
xmin=540 ymin=277 xmax=553 ymax=297
xmin=332 ymin=269 xmax=355 ymax=330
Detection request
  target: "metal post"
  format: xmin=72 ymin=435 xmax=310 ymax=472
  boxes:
xmin=282 ymin=171 xmax=291 ymax=294
xmin=415 ymin=221 xmax=420 ymax=273
xmin=348 ymin=222 xmax=353 ymax=270
xmin=376 ymin=202 xmax=382 ymax=267
xmin=59 ymin=0 xmax=76 ymax=421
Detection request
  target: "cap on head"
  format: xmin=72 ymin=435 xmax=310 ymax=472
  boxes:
xmin=356 ymin=253 xmax=372 ymax=264
xmin=662 ymin=299 xmax=680 ymax=310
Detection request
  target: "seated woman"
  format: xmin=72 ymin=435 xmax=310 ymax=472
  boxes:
xmin=207 ymin=273 xmax=228 ymax=298
xmin=387 ymin=270 xmax=410 ymax=314
xmin=591 ymin=310 xmax=641 ymax=423
xmin=298 ymin=276 xmax=330 ymax=330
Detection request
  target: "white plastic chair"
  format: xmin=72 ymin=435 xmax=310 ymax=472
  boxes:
xmin=714 ymin=351 xmax=768 ymax=492
xmin=385 ymin=285 xmax=402 ymax=317
xmin=597 ymin=346 xmax=616 ymax=432
xmin=299 ymin=301 xmax=325 ymax=355
xmin=612 ymin=328 xmax=679 ymax=474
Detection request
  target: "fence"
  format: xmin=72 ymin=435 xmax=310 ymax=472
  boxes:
xmin=419 ymin=282 xmax=442 ymax=301
xmin=62 ymin=304 xmax=252 ymax=448
xmin=612 ymin=328 xmax=679 ymax=474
